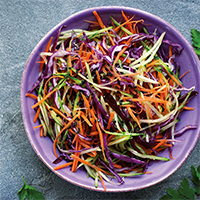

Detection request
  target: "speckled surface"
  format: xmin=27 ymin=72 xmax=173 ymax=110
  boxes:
xmin=0 ymin=0 xmax=200 ymax=200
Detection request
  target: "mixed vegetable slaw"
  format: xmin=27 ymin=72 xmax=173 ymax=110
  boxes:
xmin=26 ymin=11 xmax=197 ymax=190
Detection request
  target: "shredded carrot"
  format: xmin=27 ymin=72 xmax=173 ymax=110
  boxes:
xmin=97 ymin=170 xmax=107 ymax=191
xmin=25 ymin=93 xmax=38 ymax=100
xmin=112 ymin=36 xmax=134 ymax=79
xmin=31 ymin=87 xmax=59 ymax=109
xmin=71 ymin=139 xmax=81 ymax=172
xmin=54 ymin=162 xmax=73 ymax=170
xmin=106 ymin=112 xmax=115 ymax=129
xmin=183 ymin=106 xmax=194 ymax=110
xmin=96 ymin=121 xmax=106 ymax=161
xmin=70 ymin=154 xmax=109 ymax=175
xmin=43 ymin=75 xmax=64 ymax=98
xmin=127 ymin=106 xmax=141 ymax=129
xmin=33 ymin=124 xmax=43 ymax=129
xmin=168 ymin=147 xmax=176 ymax=160
xmin=93 ymin=11 xmax=115 ymax=46
xmin=114 ymin=15 xmax=134 ymax=33
xmin=40 ymin=126 xmax=43 ymax=137
xmin=53 ymin=112 xmax=80 ymax=158
xmin=72 ymin=134 xmax=78 ymax=144
xmin=80 ymin=112 xmax=92 ymax=126
xmin=179 ymin=70 xmax=190 ymax=79
xmin=145 ymin=171 xmax=153 ymax=174
xmin=169 ymin=45 xmax=173 ymax=58
xmin=33 ymin=107 xmax=41 ymax=123
xmin=153 ymin=138 xmax=167 ymax=150
xmin=39 ymin=37 xmax=53 ymax=72
xmin=48 ymin=106 xmax=70 ymax=120
xmin=81 ymin=93 xmax=97 ymax=120
xmin=121 ymin=11 xmax=134 ymax=33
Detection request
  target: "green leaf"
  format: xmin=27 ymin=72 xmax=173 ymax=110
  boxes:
xmin=191 ymin=165 xmax=200 ymax=186
xmin=178 ymin=178 xmax=196 ymax=200
xmin=166 ymin=188 xmax=186 ymax=199
xmin=17 ymin=177 xmax=44 ymax=200
xmin=191 ymin=28 xmax=200 ymax=48
xmin=160 ymin=178 xmax=196 ymax=200
xmin=159 ymin=194 xmax=173 ymax=199
xmin=18 ymin=185 xmax=28 ymax=200
xmin=27 ymin=189 xmax=44 ymax=200
xmin=194 ymin=185 xmax=200 ymax=195
xmin=197 ymin=165 xmax=200 ymax=174
xmin=194 ymin=48 xmax=200 ymax=55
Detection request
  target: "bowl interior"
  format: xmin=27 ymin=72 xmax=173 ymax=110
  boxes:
xmin=21 ymin=6 xmax=200 ymax=192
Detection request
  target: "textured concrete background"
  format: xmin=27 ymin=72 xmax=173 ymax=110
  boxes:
xmin=0 ymin=0 xmax=200 ymax=199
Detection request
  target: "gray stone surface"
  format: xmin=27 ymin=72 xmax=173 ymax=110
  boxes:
xmin=0 ymin=0 xmax=200 ymax=199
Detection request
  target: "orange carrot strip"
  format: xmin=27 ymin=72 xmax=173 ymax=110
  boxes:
xmin=40 ymin=126 xmax=43 ymax=137
xmin=97 ymin=43 xmax=107 ymax=55
xmin=183 ymin=106 xmax=194 ymax=110
xmin=53 ymin=112 xmax=80 ymax=157
xmin=72 ymin=134 xmax=78 ymax=144
xmin=97 ymin=171 xmax=107 ymax=191
xmin=68 ymin=40 xmax=72 ymax=67
xmin=168 ymin=147 xmax=176 ymax=160
xmin=106 ymin=112 xmax=115 ymax=129
xmin=127 ymin=106 xmax=141 ymax=129
xmin=70 ymin=154 xmax=109 ymax=174
xmin=121 ymin=104 xmax=135 ymax=108
xmin=169 ymin=45 xmax=173 ymax=58
xmin=153 ymin=138 xmax=167 ymax=150
xmin=145 ymin=103 xmax=153 ymax=119
xmin=95 ymin=70 xmax=101 ymax=84
xmin=36 ymin=60 xmax=45 ymax=64
xmin=71 ymin=139 xmax=81 ymax=172
xmin=78 ymin=42 xmax=85 ymax=56
xmin=165 ymin=69 xmax=182 ymax=87
xmin=121 ymin=11 xmax=134 ymax=33
xmin=33 ymin=124 xmax=43 ymax=129
xmin=145 ymin=171 xmax=153 ymax=174
xmin=43 ymin=75 xmax=64 ymax=97
xmin=53 ymin=126 xmax=67 ymax=158
xmin=114 ymin=15 xmax=134 ymax=33
xmin=84 ymin=19 xmax=99 ymax=25
xmin=80 ymin=112 xmax=92 ymax=126
xmin=90 ymin=131 xmax=99 ymax=136
xmin=25 ymin=93 xmax=38 ymax=100
xmin=48 ymin=106 xmax=70 ymax=120
xmin=33 ymin=107 xmax=41 ymax=123
xmin=113 ymin=163 xmax=123 ymax=169
xmin=96 ymin=121 xmax=106 ymax=161
xmin=93 ymin=11 xmax=105 ymax=28
xmin=85 ymin=52 xmax=92 ymax=61
xmin=146 ymin=59 xmax=160 ymax=68
xmin=112 ymin=36 xmax=134 ymax=78
xmin=90 ymin=118 xmax=96 ymax=132
xmin=179 ymin=70 xmax=190 ymax=80
xmin=31 ymin=87 xmax=59 ymax=109
xmin=78 ymin=140 xmax=97 ymax=157
xmin=81 ymin=93 xmax=97 ymax=120
xmin=93 ymin=11 xmax=115 ymax=46
xmin=54 ymin=162 xmax=73 ymax=170
xmin=39 ymin=37 xmax=53 ymax=72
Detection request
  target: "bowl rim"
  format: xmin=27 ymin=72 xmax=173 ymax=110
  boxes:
xmin=20 ymin=6 xmax=200 ymax=192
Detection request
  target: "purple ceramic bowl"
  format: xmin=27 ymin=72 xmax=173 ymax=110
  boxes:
xmin=20 ymin=6 xmax=200 ymax=192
